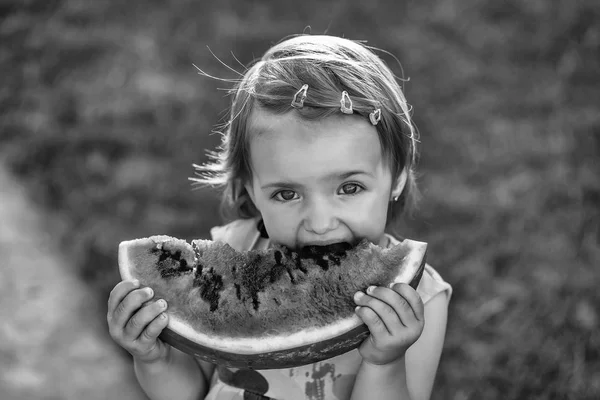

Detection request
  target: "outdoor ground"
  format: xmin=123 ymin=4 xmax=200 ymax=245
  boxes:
xmin=1 ymin=0 xmax=599 ymax=399
xmin=0 ymin=164 xmax=147 ymax=400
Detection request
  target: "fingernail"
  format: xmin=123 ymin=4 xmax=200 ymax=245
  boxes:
xmin=132 ymin=279 xmax=139 ymax=287
xmin=355 ymin=306 xmax=361 ymax=313
xmin=354 ymin=291 xmax=364 ymax=301
xmin=388 ymin=281 xmax=396 ymax=289
xmin=146 ymin=287 xmax=153 ymax=296
xmin=367 ymin=285 xmax=376 ymax=294
xmin=160 ymin=313 xmax=167 ymax=319
xmin=157 ymin=299 xmax=166 ymax=308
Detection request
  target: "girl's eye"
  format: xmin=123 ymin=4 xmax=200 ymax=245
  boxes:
xmin=274 ymin=190 xmax=298 ymax=202
xmin=339 ymin=183 xmax=363 ymax=195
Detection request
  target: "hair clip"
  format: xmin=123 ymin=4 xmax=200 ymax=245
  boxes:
xmin=340 ymin=91 xmax=353 ymax=114
xmin=291 ymin=84 xmax=309 ymax=109
xmin=369 ymin=108 xmax=382 ymax=126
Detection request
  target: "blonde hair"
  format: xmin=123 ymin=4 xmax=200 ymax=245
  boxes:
xmin=192 ymin=35 xmax=420 ymax=229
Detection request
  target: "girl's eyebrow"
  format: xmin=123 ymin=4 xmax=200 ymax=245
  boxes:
xmin=260 ymin=170 xmax=373 ymax=190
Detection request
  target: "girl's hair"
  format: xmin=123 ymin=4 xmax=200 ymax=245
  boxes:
xmin=192 ymin=34 xmax=420 ymax=231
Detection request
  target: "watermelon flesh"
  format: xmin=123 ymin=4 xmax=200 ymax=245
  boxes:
xmin=119 ymin=236 xmax=427 ymax=369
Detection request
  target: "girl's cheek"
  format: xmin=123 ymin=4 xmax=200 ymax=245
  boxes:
xmin=268 ymin=217 xmax=298 ymax=244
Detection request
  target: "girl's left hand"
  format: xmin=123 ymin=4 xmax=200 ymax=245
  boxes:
xmin=354 ymin=283 xmax=425 ymax=365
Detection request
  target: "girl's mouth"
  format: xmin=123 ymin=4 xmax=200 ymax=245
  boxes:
xmin=298 ymin=241 xmax=354 ymax=258
xmin=302 ymin=239 xmax=350 ymax=247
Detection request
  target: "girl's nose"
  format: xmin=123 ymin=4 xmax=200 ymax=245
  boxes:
xmin=303 ymin=199 xmax=337 ymax=235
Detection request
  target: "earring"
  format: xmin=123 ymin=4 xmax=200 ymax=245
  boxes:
xmin=340 ymin=91 xmax=353 ymax=114
xmin=392 ymin=195 xmax=399 ymax=202
xmin=291 ymin=84 xmax=309 ymax=109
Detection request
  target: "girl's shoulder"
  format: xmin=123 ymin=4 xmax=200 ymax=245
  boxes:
xmin=209 ymin=219 xmax=453 ymax=305
xmin=209 ymin=217 xmax=263 ymax=251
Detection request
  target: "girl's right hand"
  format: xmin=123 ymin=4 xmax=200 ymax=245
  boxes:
xmin=107 ymin=279 xmax=170 ymax=364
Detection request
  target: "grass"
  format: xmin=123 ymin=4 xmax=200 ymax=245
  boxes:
xmin=1 ymin=0 xmax=599 ymax=398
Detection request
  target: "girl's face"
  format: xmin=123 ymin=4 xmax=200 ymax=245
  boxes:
xmin=244 ymin=108 xmax=399 ymax=250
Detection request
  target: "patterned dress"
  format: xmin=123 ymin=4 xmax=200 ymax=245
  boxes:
xmin=203 ymin=218 xmax=452 ymax=400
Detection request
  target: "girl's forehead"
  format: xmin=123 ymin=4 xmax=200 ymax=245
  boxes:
xmin=247 ymin=109 xmax=386 ymax=179
xmin=248 ymin=108 xmax=375 ymax=142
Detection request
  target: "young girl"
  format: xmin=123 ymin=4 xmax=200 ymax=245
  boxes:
xmin=107 ymin=34 xmax=452 ymax=400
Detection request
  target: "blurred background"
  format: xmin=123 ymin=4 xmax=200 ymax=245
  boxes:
xmin=1 ymin=0 xmax=599 ymax=399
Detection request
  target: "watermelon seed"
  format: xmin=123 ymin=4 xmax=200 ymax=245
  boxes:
xmin=269 ymin=264 xmax=284 ymax=283
xmin=242 ymin=254 xmax=265 ymax=311
xmin=193 ymin=269 xmax=224 ymax=312
xmin=286 ymin=268 xmax=296 ymax=284
xmin=274 ymin=250 xmax=283 ymax=265
xmin=293 ymin=253 xmax=307 ymax=274
xmin=157 ymin=250 xmax=170 ymax=263
xmin=155 ymin=248 xmax=193 ymax=279
xmin=251 ymin=295 xmax=260 ymax=310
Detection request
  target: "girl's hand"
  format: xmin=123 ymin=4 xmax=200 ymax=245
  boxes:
xmin=107 ymin=279 xmax=171 ymax=364
xmin=354 ymin=283 xmax=425 ymax=365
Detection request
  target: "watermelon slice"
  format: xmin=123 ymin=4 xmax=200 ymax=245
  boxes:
xmin=118 ymin=236 xmax=427 ymax=369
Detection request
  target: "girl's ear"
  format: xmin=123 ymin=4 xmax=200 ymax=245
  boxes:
xmin=390 ymin=168 xmax=408 ymax=200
